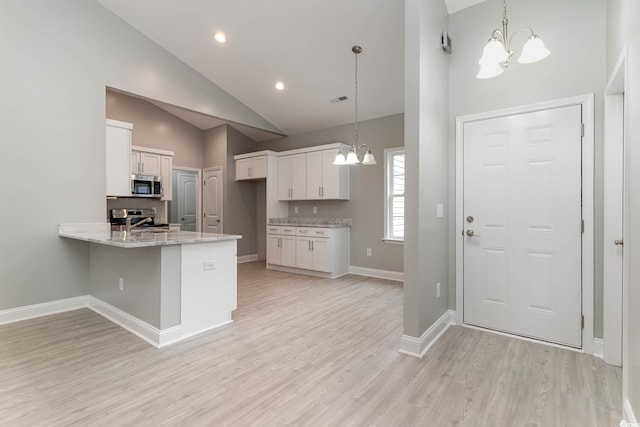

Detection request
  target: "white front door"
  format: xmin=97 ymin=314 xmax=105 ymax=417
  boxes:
xmin=463 ymin=105 xmax=583 ymax=347
xmin=176 ymin=170 xmax=197 ymax=232
xmin=203 ymin=167 xmax=223 ymax=234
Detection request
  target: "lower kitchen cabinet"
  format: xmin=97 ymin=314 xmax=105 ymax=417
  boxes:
xmin=267 ymin=225 xmax=349 ymax=278
xmin=266 ymin=226 xmax=296 ymax=267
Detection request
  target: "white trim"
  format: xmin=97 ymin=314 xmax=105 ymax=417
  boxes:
xmin=172 ymin=166 xmax=203 ymax=232
xmin=592 ymin=338 xmax=604 ymax=360
xmin=455 ymin=94 xmax=596 ymax=354
xmin=132 ymin=144 xmax=174 ymax=157
xmin=399 ymin=310 xmax=455 ymax=358
xmin=604 ymin=47 xmax=626 ymax=368
xmin=105 ymin=118 xmax=133 ymax=130
xmin=349 ymin=265 xmax=404 ymax=282
xmin=267 ymin=263 xmax=348 ymax=280
xmin=383 ymin=147 xmax=405 ymax=241
xmin=624 ymin=399 xmax=638 ymax=425
xmin=382 ymin=238 xmax=404 ymax=245
xmin=237 ymin=254 xmax=259 ymax=263
xmin=0 ymin=295 xmax=88 ymax=325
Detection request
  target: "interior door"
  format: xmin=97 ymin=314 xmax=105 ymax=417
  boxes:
xmin=203 ymin=167 xmax=223 ymax=234
xmin=463 ymin=105 xmax=583 ymax=348
xmin=176 ymin=170 xmax=197 ymax=232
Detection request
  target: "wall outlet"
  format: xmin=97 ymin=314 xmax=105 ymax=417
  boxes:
xmin=312 ymin=206 xmax=317 ymax=214
xmin=119 ymin=277 xmax=124 ymax=291
xmin=294 ymin=206 xmax=299 ymax=214
xmin=366 ymin=248 xmax=372 ymax=257
xmin=436 ymin=282 xmax=441 ymax=298
xmin=204 ymin=260 xmax=216 ymax=270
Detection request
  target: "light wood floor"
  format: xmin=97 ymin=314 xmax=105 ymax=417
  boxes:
xmin=0 ymin=261 xmax=622 ymax=426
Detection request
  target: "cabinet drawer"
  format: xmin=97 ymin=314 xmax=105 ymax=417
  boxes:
xmin=280 ymin=227 xmax=296 ymax=235
xmin=267 ymin=226 xmax=282 ymax=235
xmin=296 ymin=227 xmax=331 ymax=238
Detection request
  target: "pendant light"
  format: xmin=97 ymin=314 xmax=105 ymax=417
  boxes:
xmin=477 ymin=0 xmax=550 ymax=79
xmin=334 ymin=46 xmax=376 ymax=166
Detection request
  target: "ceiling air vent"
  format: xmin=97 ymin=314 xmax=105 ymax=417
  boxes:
xmin=329 ymin=96 xmax=349 ymax=104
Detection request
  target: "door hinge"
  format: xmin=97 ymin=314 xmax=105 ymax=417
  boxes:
xmin=581 ymin=123 xmax=585 ymax=137
xmin=581 ymin=219 xmax=584 ymax=233
xmin=203 ymin=212 xmax=206 ymax=218
xmin=581 ymin=315 xmax=585 ymax=329
xmin=203 ymin=180 xmax=206 ymax=185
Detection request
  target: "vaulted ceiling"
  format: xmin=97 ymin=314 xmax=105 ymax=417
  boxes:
xmin=98 ymin=0 xmax=484 ymax=139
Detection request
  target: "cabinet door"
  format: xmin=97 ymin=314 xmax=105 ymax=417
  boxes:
xmin=236 ymin=158 xmax=252 ymax=180
xmin=321 ymin=149 xmax=341 ymax=199
xmin=280 ymin=236 xmax=296 ymax=267
xmin=131 ymin=151 xmax=141 ymax=174
xmin=251 ymin=156 xmax=267 ymax=179
xmin=290 ymin=154 xmax=307 ymax=200
xmin=312 ymin=238 xmax=332 ymax=272
xmin=306 ymin=151 xmax=323 ymax=199
xmin=266 ymin=235 xmax=281 ymax=265
xmin=106 ymin=123 xmax=132 ymax=197
xmin=140 ymin=152 xmax=161 ymax=175
xmin=295 ymin=237 xmax=313 ymax=270
xmin=277 ymin=156 xmax=291 ymax=200
xmin=160 ymin=155 xmax=173 ymax=201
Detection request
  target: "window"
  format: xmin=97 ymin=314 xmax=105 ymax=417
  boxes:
xmin=384 ymin=147 xmax=405 ymax=242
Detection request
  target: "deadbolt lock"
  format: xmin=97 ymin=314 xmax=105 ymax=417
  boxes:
xmin=466 ymin=216 xmax=474 ymax=223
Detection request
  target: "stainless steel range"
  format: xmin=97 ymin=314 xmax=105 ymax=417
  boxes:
xmin=109 ymin=208 xmax=169 ymax=231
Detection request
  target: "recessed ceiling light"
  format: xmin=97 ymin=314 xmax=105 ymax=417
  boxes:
xmin=214 ymin=32 xmax=227 ymax=44
xmin=275 ymin=81 xmax=285 ymax=91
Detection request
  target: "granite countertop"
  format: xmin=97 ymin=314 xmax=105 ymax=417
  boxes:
xmin=268 ymin=218 xmax=351 ymax=228
xmin=59 ymin=224 xmax=241 ymax=248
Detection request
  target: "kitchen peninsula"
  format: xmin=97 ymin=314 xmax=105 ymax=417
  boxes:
xmin=59 ymin=224 xmax=241 ymax=347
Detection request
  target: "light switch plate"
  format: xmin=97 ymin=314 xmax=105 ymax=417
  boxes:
xmin=204 ymin=260 xmax=216 ymax=270
xmin=436 ymin=203 xmax=444 ymax=218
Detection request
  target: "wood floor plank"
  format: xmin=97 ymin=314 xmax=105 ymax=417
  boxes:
xmin=0 ymin=261 xmax=622 ymax=426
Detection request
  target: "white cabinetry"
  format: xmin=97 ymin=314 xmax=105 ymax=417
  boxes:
xmin=267 ymin=225 xmax=350 ymax=278
xmin=236 ymin=155 xmax=267 ymax=180
xmin=278 ymin=154 xmax=306 ymax=200
xmin=295 ymin=228 xmax=332 ymax=272
xmin=305 ymin=148 xmax=349 ymax=200
xmin=266 ymin=226 xmax=296 ymax=267
xmin=106 ymin=119 xmax=132 ymax=197
xmin=131 ymin=146 xmax=174 ymax=201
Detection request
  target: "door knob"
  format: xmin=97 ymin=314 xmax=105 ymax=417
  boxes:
xmin=466 ymin=229 xmax=479 ymax=237
xmin=216 ymin=219 xmax=221 ymax=223
xmin=614 ymin=239 xmax=624 ymax=246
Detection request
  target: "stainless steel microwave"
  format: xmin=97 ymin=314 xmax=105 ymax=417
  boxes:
xmin=131 ymin=174 xmax=162 ymax=198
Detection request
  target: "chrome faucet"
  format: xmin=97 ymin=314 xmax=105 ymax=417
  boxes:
xmin=126 ymin=217 xmax=153 ymax=232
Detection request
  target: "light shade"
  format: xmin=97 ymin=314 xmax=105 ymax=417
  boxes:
xmin=477 ymin=61 xmax=504 ymax=79
xmin=345 ymin=150 xmax=359 ymax=165
xmin=517 ymin=35 xmax=550 ymax=64
xmin=361 ymin=150 xmax=377 ymax=165
xmin=333 ymin=152 xmax=346 ymax=165
xmin=479 ymin=38 xmax=509 ymax=65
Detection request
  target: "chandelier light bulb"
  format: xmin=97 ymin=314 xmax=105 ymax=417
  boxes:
xmin=517 ymin=35 xmax=550 ymax=64
xmin=333 ymin=152 xmax=346 ymax=165
xmin=476 ymin=61 xmax=505 ymax=79
xmin=479 ymin=38 xmax=509 ymax=65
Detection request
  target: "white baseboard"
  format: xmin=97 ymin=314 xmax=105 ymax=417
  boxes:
xmin=349 ymin=266 xmax=404 ymax=282
xmin=237 ymin=254 xmax=259 ymax=264
xmin=592 ymin=338 xmax=604 ymax=359
xmin=86 ymin=296 xmax=168 ymax=348
xmin=399 ymin=309 xmax=455 ymax=358
xmin=624 ymin=399 xmax=638 ymax=426
xmin=0 ymin=295 xmax=88 ymax=325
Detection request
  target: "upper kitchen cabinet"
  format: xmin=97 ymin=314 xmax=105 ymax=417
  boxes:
xmin=306 ymin=148 xmax=349 ymax=200
xmin=132 ymin=145 xmax=174 ymax=201
xmin=106 ymin=119 xmax=132 ymax=197
xmin=235 ymin=154 xmax=267 ymax=181
xmin=278 ymin=154 xmax=306 ymax=200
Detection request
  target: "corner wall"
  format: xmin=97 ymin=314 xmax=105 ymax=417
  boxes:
xmin=403 ymin=0 xmax=450 ymax=342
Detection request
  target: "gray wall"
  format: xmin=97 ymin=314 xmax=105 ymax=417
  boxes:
xmin=607 ymin=0 xmax=640 ymax=418
xmin=261 ymin=114 xmax=404 ymax=272
xmin=0 ymin=0 xmax=277 ymax=310
xmin=106 ymin=90 xmax=205 ymax=169
xmin=403 ymin=0 xmax=450 ymax=338
xmin=448 ymin=0 xmax=607 ymax=337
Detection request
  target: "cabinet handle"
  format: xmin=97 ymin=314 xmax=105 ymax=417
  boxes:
xmin=321 ymin=186 xmax=324 ymax=197
xmin=311 ymin=240 xmax=314 ymax=251
xmin=319 ymin=187 xmax=321 ymax=197
xmin=308 ymin=240 xmax=311 ymax=251
xmin=249 ymin=167 xmax=253 ymax=177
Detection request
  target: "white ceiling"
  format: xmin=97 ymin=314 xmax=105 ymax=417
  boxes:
xmin=98 ymin=0 xmax=483 ymax=139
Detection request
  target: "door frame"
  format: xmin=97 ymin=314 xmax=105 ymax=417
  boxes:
xmin=203 ymin=166 xmax=224 ymax=233
xmin=172 ymin=166 xmax=202 ymax=232
xmin=603 ymin=48 xmax=626 ymax=367
xmin=455 ymin=94 xmax=595 ymax=354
